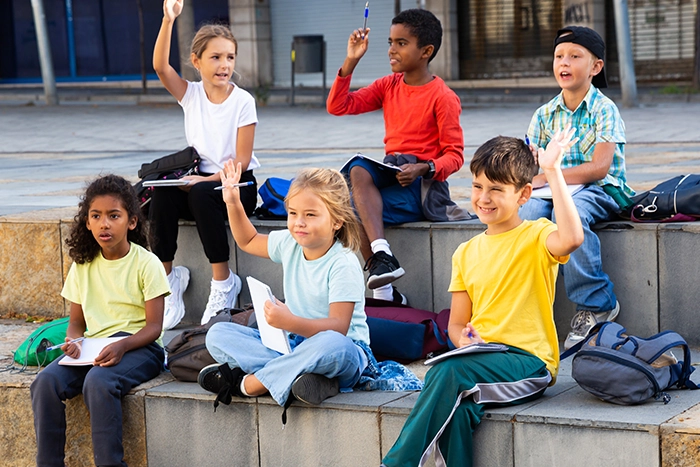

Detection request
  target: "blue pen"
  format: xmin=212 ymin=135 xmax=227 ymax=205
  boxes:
xmin=361 ymin=2 xmax=369 ymax=39
xmin=214 ymin=181 xmax=254 ymax=190
xmin=525 ymin=135 xmax=531 ymax=146
xmin=45 ymin=337 xmax=85 ymax=352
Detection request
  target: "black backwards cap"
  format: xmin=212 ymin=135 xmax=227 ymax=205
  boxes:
xmin=554 ymin=25 xmax=607 ymax=88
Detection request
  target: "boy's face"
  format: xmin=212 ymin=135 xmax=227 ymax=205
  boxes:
xmin=553 ymin=42 xmax=603 ymax=94
xmin=387 ymin=24 xmax=433 ymax=74
xmin=471 ymin=173 xmax=531 ymax=235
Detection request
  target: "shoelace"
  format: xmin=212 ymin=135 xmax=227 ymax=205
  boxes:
xmin=569 ymin=310 xmax=597 ymax=334
xmin=363 ymin=253 xmax=390 ymax=272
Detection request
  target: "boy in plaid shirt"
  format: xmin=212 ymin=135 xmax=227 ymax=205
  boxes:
xmin=522 ymin=26 xmax=634 ymax=350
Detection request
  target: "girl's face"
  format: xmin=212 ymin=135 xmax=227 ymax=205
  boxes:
xmin=192 ymin=37 xmax=237 ymax=89
xmin=86 ymin=195 xmax=137 ymax=260
xmin=286 ymin=189 xmax=341 ymax=261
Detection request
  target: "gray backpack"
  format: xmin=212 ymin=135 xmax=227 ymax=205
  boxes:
xmin=561 ymin=322 xmax=698 ymax=405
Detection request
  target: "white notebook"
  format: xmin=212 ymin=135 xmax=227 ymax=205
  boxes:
xmin=424 ymin=342 xmax=508 ymax=366
xmin=531 ymin=183 xmax=584 ymax=199
xmin=246 ymin=276 xmax=291 ymax=355
xmin=59 ymin=336 xmax=128 ymax=366
xmin=142 ymin=179 xmax=190 ymax=187
xmin=340 ymin=153 xmax=403 ymax=173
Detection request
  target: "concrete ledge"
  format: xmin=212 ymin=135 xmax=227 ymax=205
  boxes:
xmin=3 ymin=353 xmax=699 ymax=466
xmin=4 ymin=218 xmax=700 ymax=345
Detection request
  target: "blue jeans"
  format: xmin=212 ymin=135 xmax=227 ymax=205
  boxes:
xmin=30 ymin=342 xmax=164 ymax=467
xmin=519 ymin=185 xmax=618 ymax=312
xmin=206 ymin=323 xmax=368 ymax=405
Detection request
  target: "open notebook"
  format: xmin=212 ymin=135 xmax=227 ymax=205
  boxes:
xmin=531 ymin=183 xmax=584 ymax=199
xmin=424 ymin=342 xmax=507 ymax=366
xmin=59 ymin=336 xmax=128 ymax=366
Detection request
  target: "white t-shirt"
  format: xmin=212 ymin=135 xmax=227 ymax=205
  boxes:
xmin=267 ymin=230 xmax=370 ymax=345
xmin=179 ymin=81 xmax=260 ymax=174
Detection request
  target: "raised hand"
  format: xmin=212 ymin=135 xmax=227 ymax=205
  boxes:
xmin=220 ymin=160 xmax=243 ymax=205
xmin=163 ymin=0 xmax=183 ymax=22
xmin=347 ymin=28 xmax=370 ymax=61
xmin=538 ymin=125 xmax=578 ymax=171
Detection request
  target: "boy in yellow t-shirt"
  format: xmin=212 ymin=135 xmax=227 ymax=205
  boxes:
xmin=382 ymin=129 xmax=584 ymax=467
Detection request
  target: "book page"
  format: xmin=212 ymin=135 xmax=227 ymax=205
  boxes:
xmin=531 ymin=184 xmax=584 ymax=199
xmin=424 ymin=342 xmax=508 ymax=366
xmin=340 ymin=153 xmax=402 ymax=173
xmin=59 ymin=336 xmax=128 ymax=366
xmin=246 ymin=276 xmax=291 ymax=355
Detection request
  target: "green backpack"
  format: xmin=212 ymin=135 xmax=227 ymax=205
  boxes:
xmin=13 ymin=317 xmax=70 ymax=367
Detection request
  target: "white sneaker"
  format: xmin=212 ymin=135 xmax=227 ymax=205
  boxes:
xmin=564 ymin=301 xmax=620 ymax=350
xmin=201 ymin=271 xmax=242 ymax=325
xmin=163 ymin=266 xmax=190 ymax=330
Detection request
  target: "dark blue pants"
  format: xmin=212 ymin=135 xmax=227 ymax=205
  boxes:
xmin=30 ymin=342 xmax=164 ymax=467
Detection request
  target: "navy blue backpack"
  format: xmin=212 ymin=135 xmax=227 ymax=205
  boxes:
xmin=254 ymin=177 xmax=292 ymax=219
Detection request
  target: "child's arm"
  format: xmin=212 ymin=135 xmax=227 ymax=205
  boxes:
xmin=153 ymin=0 xmax=187 ymax=101
xmin=339 ymin=28 xmax=371 ymax=78
xmin=93 ymin=294 xmax=166 ymax=367
xmin=539 ymin=127 xmax=585 ymax=257
xmin=264 ymin=299 xmax=353 ymax=338
xmin=447 ymin=291 xmax=485 ymax=348
xmin=61 ymin=302 xmax=87 ymax=359
xmin=534 ymin=142 xmax=615 ymax=188
xmin=220 ymin=160 xmax=270 ymax=258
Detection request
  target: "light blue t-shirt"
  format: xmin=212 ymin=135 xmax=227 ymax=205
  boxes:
xmin=267 ymin=230 xmax=370 ymax=345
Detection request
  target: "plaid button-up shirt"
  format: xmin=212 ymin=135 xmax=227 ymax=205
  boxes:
xmin=527 ymin=85 xmax=634 ymax=197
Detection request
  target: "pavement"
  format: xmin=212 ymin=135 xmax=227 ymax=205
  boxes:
xmin=1 ymin=82 xmax=700 ymax=220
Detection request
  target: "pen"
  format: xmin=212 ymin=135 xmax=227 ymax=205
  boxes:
xmin=214 ymin=181 xmax=254 ymax=190
xmin=45 ymin=337 xmax=85 ymax=352
xmin=362 ymin=2 xmax=369 ymax=39
xmin=525 ymin=135 xmax=531 ymax=146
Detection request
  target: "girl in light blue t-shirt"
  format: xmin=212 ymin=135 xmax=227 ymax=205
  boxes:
xmin=200 ymin=162 xmax=370 ymax=420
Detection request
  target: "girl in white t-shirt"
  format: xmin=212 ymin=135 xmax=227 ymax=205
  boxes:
xmin=152 ymin=0 xmax=260 ymax=328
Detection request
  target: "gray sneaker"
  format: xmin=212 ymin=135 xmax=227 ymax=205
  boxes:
xmin=564 ymin=301 xmax=620 ymax=350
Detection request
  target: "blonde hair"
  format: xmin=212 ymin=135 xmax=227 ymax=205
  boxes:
xmin=190 ymin=24 xmax=238 ymax=59
xmin=285 ymin=168 xmax=362 ymax=252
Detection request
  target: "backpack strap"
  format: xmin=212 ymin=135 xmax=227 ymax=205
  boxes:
xmin=631 ymin=331 xmax=698 ymax=390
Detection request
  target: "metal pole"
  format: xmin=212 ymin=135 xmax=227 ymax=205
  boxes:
xmin=612 ymin=0 xmax=637 ymax=107
xmin=30 ymin=0 xmax=58 ymax=105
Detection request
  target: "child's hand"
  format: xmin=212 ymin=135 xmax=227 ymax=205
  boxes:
xmin=538 ymin=126 xmax=578 ymax=172
xmin=347 ymin=28 xmax=370 ymax=60
xmin=219 ymin=160 xmax=243 ymax=205
xmin=62 ymin=338 xmax=82 ymax=359
xmin=163 ymin=0 xmax=183 ymax=22
xmin=94 ymin=339 xmax=128 ymax=367
xmin=178 ymin=174 xmax=207 ymax=191
xmin=263 ymin=298 xmax=293 ymax=330
xmin=396 ymin=163 xmax=424 ymax=186
xmin=457 ymin=323 xmax=485 ymax=348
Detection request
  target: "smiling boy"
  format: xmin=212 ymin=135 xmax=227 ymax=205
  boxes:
xmin=327 ymin=9 xmax=470 ymax=305
xmin=521 ymin=26 xmax=634 ymax=349
xmin=382 ymin=131 xmax=583 ymax=467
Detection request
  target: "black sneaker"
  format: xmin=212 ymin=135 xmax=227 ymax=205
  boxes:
xmin=198 ymin=363 xmax=245 ymax=411
xmin=364 ymin=251 xmax=405 ymax=289
xmin=290 ymin=373 xmax=339 ymax=405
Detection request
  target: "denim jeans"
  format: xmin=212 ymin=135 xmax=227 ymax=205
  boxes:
xmin=206 ymin=323 xmax=368 ymax=405
xmin=519 ymin=185 xmax=618 ymax=313
xmin=30 ymin=342 xmax=164 ymax=467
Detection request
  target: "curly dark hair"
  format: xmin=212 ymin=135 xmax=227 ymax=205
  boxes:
xmin=470 ymin=136 xmax=539 ymax=190
xmin=392 ymin=9 xmax=442 ymax=62
xmin=65 ymin=174 xmax=150 ymax=264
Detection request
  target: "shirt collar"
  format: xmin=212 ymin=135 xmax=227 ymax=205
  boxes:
xmin=554 ymin=85 xmax=598 ymax=113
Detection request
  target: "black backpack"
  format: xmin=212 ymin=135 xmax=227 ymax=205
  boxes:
xmin=621 ymin=174 xmax=700 ymax=222
xmin=561 ymin=322 xmax=698 ymax=405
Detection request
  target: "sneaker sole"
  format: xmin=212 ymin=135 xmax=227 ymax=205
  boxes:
xmin=367 ymin=267 xmax=406 ymax=289
xmin=291 ymin=374 xmax=339 ymax=405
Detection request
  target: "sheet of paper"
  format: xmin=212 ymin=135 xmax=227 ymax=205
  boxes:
xmin=58 ymin=336 xmax=128 ymax=366
xmin=424 ymin=342 xmax=508 ymax=366
xmin=142 ymin=179 xmax=190 ymax=187
xmin=246 ymin=276 xmax=291 ymax=355
xmin=340 ymin=153 xmax=402 ymax=173
xmin=531 ymin=183 xmax=584 ymax=199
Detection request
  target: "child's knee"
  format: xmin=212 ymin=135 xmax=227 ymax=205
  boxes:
xmin=349 ymin=165 xmax=373 ymax=186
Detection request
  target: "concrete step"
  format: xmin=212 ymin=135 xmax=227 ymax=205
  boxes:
xmin=3 ymin=347 xmax=699 ymax=467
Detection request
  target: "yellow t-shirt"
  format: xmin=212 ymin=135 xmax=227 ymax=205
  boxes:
xmin=448 ymin=219 xmax=568 ymax=378
xmin=61 ymin=243 xmax=170 ymax=340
